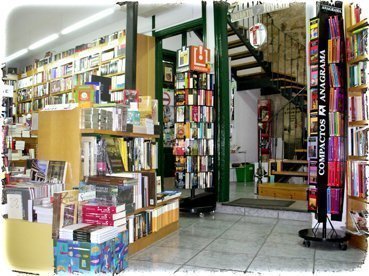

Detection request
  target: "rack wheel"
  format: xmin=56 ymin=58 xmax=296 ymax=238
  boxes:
xmin=303 ymin=240 xmax=311 ymax=247
xmin=199 ymin=212 xmax=205 ymax=218
xmin=339 ymin=242 xmax=347 ymax=251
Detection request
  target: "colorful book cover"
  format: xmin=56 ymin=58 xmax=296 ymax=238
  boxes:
xmin=47 ymin=160 xmax=67 ymax=184
xmin=308 ymin=187 xmax=317 ymax=212
xmin=30 ymin=159 xmax=49 ymax=182
xmin=74 ymin=85 xmax=95 ymax=108
xmin=52 ymin=189 xmax=79 ymax=239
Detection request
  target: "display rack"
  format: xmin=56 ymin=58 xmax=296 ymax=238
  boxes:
xmin=299 ymin=1 xmax=350 ymax=249
xmin=173 ymin=46 xmax=216 ymax=215
xmin=257 ymin=99 xmax=272 ymax=160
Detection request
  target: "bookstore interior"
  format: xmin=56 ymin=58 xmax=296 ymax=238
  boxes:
xmin=0 ymin=0 xmax=369 ymax=274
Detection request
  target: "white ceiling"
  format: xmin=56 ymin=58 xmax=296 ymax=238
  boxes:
xmin=5 ymin=2 xmax=181 ymax=66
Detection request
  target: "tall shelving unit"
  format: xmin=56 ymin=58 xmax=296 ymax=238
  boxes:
xmin=173 ymin=46 xmax=217 ymax=215
xmin=299 ymin=1 xmax=349 ymax=249
xmin=344 ymin=3 xmax=369 ymax=251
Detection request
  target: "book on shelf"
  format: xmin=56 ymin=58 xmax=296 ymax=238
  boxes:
xmin=310 ymin=112 xmax=318 ymax=135
xmin=349 ymin=161 xmax=369 ymax=199
xmin=348 ymin=92 xmax=369 ymax=122
xmin=310 ymin=18 xmax=319 ymax=40
xmin=30 ymin=159 xmax=49 ymax=181
xmin=308 ymin=161 xmax=317 ymax=185
xmin=52 ymin=189 xmax=79 ymax=239
xmin=308 ymin=187 xmax=317 ymax=212
xmin=46 ymin=160 xmax=67 ymax=184
xmin=349 ymin=210 xmax=369 ymax=235
xmin=308 ymin=136 xmax=318 ymax=160
xmin=348 ymin=127 xmax=369 ymax=157
xmin=74 ymin=85 xmax=96 ymax=108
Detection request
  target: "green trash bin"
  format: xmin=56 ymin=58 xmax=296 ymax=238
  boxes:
xmin=236 ymin=163 xmax=254 ymax=182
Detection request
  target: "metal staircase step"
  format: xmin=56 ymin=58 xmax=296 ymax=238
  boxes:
xmin=228 ymin=40 xmax=244 ymax=48
xmin=271 ymin=170 xmax=308 ymax=177
xmin=295 ymin=149 xmax=307 ymax=153
xmin=271 ymin=78 xmax=306 ymax=86
xmin=230 ymin=56 xmax=257 ymax=67
xmin=229 ymin=45 xmax=248 ymax=56
xmin=270 ymin=159 xmax=308 ymax=164
xmin=232 ymin=62 xmax=261 ymax=71
xmin=279 ymin=85 xmax=306 ymax=90
xmin=228 ymin=34 xmax=240 ymax=44
xmin=237 ymin=67 xmax=265 ymax=77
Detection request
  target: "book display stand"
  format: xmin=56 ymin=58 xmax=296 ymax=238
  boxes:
xmin=173 ymin=46 xmax=216 ymax=216
xmin=299 ymin=1 xmax=350 ymax=249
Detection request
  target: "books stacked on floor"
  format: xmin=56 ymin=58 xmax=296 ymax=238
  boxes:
xmin=81 ymin=200 xmax=127 ymax=231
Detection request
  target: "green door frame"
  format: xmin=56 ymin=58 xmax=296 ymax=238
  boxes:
xmin=154 ymin=18 xmax=204 ymax=187
xmin=154 ymin=2 xmax=230 ymax=202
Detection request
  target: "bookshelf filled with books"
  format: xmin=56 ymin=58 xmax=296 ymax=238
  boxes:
xmin=11 ymin=31 xmax=154 ymax=121
xmin=4 ymin=105 xmax=179 ymax=272
xmin=173 ymin=45 xmax=216 ymax=215
xmin=300 ymin=2 xmax=349 ymax=249
xmin=344 ymin=2 xmax=369 ymax=251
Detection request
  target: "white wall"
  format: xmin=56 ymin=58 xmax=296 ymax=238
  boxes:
xmin=232 ymin=89 xmax=260 ymax=164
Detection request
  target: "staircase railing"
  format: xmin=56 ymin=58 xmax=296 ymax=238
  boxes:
xmin=228 ymin=2 xmax=307 ymax=109
xmin=228 ymin=2 xmax=308 ymax=162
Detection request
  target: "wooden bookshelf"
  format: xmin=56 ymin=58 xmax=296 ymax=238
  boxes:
xmin=348 ymin=120 xmax=369 ymax=126
xmin=128 ymin=221 xmax=179 ymax=255
xmin=348 ymin=85 xmax=368 ymax=92
xmin=348 ymin=54 xmax=369 ymax=65
xmin=13 ymin=33 xmax=154 ymax=118
xmin=348 ymin=156 xmax=369 ymax=161
xmin=347 ymin=18 xmax=369 ymax=33
xmin=345 ymin=4 xmax=369 ymax=252
xmin=271 ymin=170 xmax=308 ymax=177
xmin=80 ymin=129 xmax=159 ymax=139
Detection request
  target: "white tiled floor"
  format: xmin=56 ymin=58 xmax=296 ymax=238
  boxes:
xmin=124 ymin=213 xmax=368 ymax=275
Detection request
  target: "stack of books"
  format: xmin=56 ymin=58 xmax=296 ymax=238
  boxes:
xmin=81 ymin=200 xmax=127 ymax=231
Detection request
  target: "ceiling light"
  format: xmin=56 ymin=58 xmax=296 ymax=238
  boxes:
xmin=4 ymin=48 xmax=28 ymax=62
xmin=61 ymin=8 xmax=115 ymax=35
xmin=28 ymin=33 xmax=59 ymax=50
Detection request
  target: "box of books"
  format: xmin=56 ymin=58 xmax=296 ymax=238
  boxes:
xmin=54 ymin=231 xmax=128 ymax=274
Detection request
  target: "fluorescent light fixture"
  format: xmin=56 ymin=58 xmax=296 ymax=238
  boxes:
xmin=4 ymin=48 xmax=28 ymax=62
xmin=28 ymin=33 xmax=59 ymax=50
xmin=61 ymin=8 xmax=115 ymax=35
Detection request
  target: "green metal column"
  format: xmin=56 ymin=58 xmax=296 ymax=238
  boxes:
xmin=155 ymin=38 xmax=164 ymax=184
xmin=125 ymin=1 xmax=138 ymax=89
xmin=214 ymin=1 xmax=230 ymax=202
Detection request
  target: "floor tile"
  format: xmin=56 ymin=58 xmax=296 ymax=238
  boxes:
xmin=314 ymin=259 xmax=366 ymax=274
xmin=237 ymin=215 xmax=278 ymax=225
xmin=123 ymin=260 xmax=181 ymax=275
xmin=247 ymin=255 xmax=314 ymax=273
xmin=155 ymin=233 xmax=214 ymax=250
xmin=176 ymin=265 xmax=245 ymax=275
xmin=130 ymin=245 xmax=200 ymax=265
xmin=201 ymin=212 xmax=243 ymax=222
xmin=258 ymin=241 xmax=315 ymax=259
xmin=186 ymin=250 xmax=254 ymax=271
xmin=191 ymin=218 xmax=235 ymax=231
xmin=315 ymin=246 xmax=367 ymax=263
xmin=272 ymin=222 xmax=309 ymax=235
xmin=219 ymin=228 xmax=269 ymax=243
xmin=266 ymin=231 xmax=304 ymax=245
xmin=179 ymin=224 xmax=226 ymax=238
xmin=231 ymin=221 xmax=274 ymax=233
xmin=179 ymin=217 xmax=197 ymax=229
xmin=204 ymin=238 xmax=263 ymax=255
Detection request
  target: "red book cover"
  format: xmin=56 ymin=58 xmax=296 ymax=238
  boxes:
xmin=206 ymin=90 xmax=213 ymax=106
xmin=82 ymin=217 xmax=126 ymax=226
xmin=308 ymin=187 xmax=317 ymax=212
xmin=192 ymin=106 xmax=199 ymax=122
xmin=82 ymin=210 xmax=126 ymax=221
xmin=82 ymin=202 xmax=125 ymax=214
